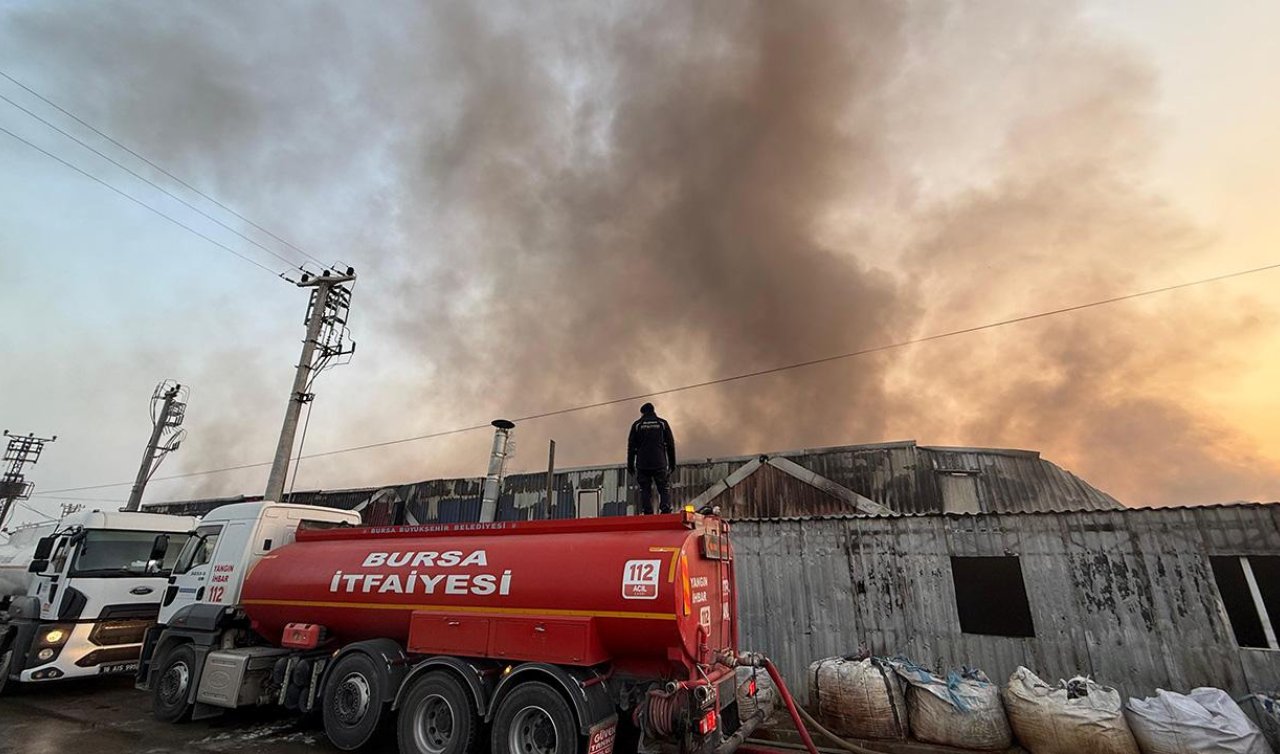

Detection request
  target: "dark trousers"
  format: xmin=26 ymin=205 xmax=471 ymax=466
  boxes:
xmin=637 ymin=468 xmax=672 ymax=514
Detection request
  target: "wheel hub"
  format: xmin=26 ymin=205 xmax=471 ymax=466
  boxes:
xmin=509 ymin=706 xmax=559 ymax=754
xmin=159 ymin=660 xmax=190 ymax=705
xmin=413 ymin=693 xmax=456 ymax=754
xmin=334 ymin=672 xmax=372 ymax=725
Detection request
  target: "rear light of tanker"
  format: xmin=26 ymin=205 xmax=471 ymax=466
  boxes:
xmin=698 ymin=709 xmax=718 ymax=735
xmin=747 ymin=677 xmax=758 ymax=696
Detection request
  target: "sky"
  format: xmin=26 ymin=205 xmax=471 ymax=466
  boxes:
xmin=1 ymin=0 xmax=1278 ymax=527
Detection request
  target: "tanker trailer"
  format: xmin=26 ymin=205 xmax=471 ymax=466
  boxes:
xmin=138 ymin=501 xmax=761 ymax=754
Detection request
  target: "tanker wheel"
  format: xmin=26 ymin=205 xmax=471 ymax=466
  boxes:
xmin=152 ymin=644 xmax=195 ymax=722
xmin=323 ymin=652 xmax=389 ymax=751
xmin=397 ymin=671 xmax=477 ymax=754
xmin=492 ymin=682 xmax=581 ymax=754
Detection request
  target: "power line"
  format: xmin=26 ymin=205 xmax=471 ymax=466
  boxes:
xmin=17 ymin=501 xmax=58 ymax=519
xmin=28 ymin=259 xmax=1280 ymax=496
xmin=28 ymin=495 xmax=126 ymax=504
xmin=0 ymin=92 xmax=305 ymax=272
xmin=0 ymin=124 xmax=285 ymax=279
xmin=0 ymin=69 xmax=327 ymax=269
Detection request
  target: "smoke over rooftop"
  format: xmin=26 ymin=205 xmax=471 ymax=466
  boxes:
xmin=3 ymin=1 xmax=1277 ymax=506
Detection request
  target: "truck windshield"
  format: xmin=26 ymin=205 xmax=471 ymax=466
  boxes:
xmin=172 ymin=525 xmax=222 ymax=575
xmin=69 ymin=530 xmax=191 ymax=577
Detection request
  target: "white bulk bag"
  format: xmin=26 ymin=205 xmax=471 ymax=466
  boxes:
xmin=808 ymin=656 xmax=908 ymax=740
xmin=1243 ymin=695 xmax=1280 ymax=753
xmin=736 ymin=666 xmax=779 ymax=726
xmin=1002 ymin=666 xmax=1139 ymax=754
xmin=1126 ymin=688 xmax=1273 ymax=754
xmin=894 ymin=663 xmax=1012 ymax=750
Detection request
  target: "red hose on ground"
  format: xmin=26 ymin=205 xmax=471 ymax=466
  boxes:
xmin=762 ymin=658 xmax=821 ymax=754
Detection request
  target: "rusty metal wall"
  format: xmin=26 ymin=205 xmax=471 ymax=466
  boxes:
xmin=731 ymin=504 xmax=1280 ymax=704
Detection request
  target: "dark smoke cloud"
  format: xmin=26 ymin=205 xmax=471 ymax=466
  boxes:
xmin=389 ymin=1 xmax=918 ymax=462
xmin=4 ymin=1 xmax=1277 ymax=506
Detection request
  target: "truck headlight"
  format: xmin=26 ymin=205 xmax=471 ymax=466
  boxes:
xmin=37 ymin=648 xmax=55 ymax=661
xmin=39 ymin=626 xmax=71 ymax=646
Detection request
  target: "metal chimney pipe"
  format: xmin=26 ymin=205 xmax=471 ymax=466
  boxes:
xmin=479 ymin=419 xmax=515 ymax=522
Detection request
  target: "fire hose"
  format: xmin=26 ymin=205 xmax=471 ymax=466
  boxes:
xmin=735 ymin=653 xmax=883 ymax=754
xmin=640 ymin=686 xmax=682 ymax=737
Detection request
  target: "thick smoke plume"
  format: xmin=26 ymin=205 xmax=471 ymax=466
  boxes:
xmin=4 ymin=1 xmax=1277 ymax=506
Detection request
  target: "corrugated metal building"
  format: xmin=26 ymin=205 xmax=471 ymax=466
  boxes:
xmin=147 ymin=439 xmax=1121 ymax=520
xmin=733 ymin=505 xmax=1280 ymax=705
xmin=143 ymin=440 xmax=1279 ymax=719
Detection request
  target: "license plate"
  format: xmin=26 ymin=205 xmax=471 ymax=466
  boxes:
xmin=99 ymin=661 xmax=139 ymax=675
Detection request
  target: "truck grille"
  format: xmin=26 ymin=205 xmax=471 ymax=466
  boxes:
xmin=89 ymin=619 xmax=152 ymax=646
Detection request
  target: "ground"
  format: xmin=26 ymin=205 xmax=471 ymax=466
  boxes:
xmin=0 ymin=676 xmax=323 ymax=754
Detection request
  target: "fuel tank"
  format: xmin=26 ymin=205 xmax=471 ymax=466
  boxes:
xmin=241 ymin=512 xmax=736 ymax=672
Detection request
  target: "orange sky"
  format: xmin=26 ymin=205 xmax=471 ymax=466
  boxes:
xmin=2 ymin=1 xmax=1278 ymax=517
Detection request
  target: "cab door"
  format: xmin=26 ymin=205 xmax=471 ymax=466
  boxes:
xmin=32 ymin=534 xmax=74 ymax=619
xmin=198 ymin=519 xmax=253 ymax=607
xmin=160 ymin=523 xmax=222 ymax=624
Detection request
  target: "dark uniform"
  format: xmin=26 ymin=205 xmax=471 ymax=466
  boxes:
xmin=627 ymin=403 xmax=676 ymax=514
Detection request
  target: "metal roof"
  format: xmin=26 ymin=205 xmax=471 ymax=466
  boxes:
xmin=147 ymin=439 xmax=1122 ymax=518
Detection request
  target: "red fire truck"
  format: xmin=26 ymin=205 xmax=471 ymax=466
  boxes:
xmin=137 ymin=502 xmax=784 ymax=754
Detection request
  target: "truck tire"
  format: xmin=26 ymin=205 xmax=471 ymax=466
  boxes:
xmin=491 ymin=681 xmax=582 ymax=754
xmin=152 ymin=644 xmax=196 ymax=723
xmin=397 ymin=671 xmax=477 ymax=754
xmin=323 ymin=652 xmax=389 ymax=750
xmin=0 ymin=646 xmax=15 ymax=696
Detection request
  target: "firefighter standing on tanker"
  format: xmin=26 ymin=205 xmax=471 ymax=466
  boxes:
xmin=627 ymin=402 xmax=677 ymax=514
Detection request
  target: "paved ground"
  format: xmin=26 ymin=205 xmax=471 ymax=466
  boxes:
xmin=0 ymin=676 xmax=326 ymax=754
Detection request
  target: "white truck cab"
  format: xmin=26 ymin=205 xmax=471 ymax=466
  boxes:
xmin=158 ymin=502 xmax=362 ymax=626
xmin=0 ymin=510 xmax=197 ymax=692
xmin=139 ymin=502 xmax=360 ymax=715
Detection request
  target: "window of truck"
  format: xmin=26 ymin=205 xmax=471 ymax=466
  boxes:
xmin=49 ymin=537 xmax=71 ymax=574
xmin=172 ymin=525 xmax=223 ymax=574
xmin=69 ymin=530 xmax=192 ymax=577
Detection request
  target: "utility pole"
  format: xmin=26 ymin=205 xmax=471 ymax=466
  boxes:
xmin=0 ymin=430 xmax=56 ymax=530
xmin=265 ymin=268 xmax=357 ymax=502
xmin=124 ymin=380 xmax=189 ymax=512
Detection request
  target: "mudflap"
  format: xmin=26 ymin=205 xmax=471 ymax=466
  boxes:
xmin=588 ymin=716 xmax=620 ymax=754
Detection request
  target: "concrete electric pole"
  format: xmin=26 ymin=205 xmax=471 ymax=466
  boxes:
xmin=0 ymin=430 xmax=56 ymax=530
xmin=265 ymin=268 xmax=357 ymax=502
xmin=123 ymin=380 xmax=189 ymax=512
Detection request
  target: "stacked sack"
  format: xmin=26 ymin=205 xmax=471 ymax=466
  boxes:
xmin=893 ymin=662 xmax=1012 ymax=750
xmin=1003 ymin=666 xmax=1140 ymax=754
xmin=736 ymin=665 xmax=779 ymax=727
xmin=808 ymin=656 xmax=908 ymax=740
xmin=1244 ymin=694 xmax=1280 ymax=753
xmin=1126 ymin=688 xmax=1273 ymax=754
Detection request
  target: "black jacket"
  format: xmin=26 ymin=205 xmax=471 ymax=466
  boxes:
xmin=628 ymin=413 xmax=676 ymax=472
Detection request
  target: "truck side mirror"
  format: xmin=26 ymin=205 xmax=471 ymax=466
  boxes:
xmin=32 ymin=536 xmax=55 ymax=560
xmin=28 ymin=536 xmax=55 ymax=572
xmin=149 ymin=534 xmax=170 ymax=563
